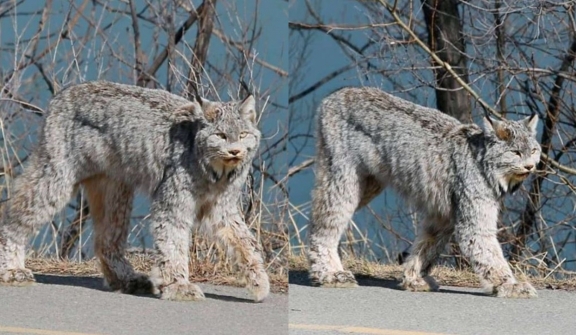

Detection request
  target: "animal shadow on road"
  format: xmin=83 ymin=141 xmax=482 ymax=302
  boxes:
xmin=35 ymin=274 xmax=110 ymax=291
xmin=35 ymin=274 xmax=255 ymax=303
xmin=354 ymin=275 xmax=488 ymax=297
xmin=289 ymin=270 xmax=487 ymax=297
xmin=288 ymin=270 xmax=397 ymax=290
xmin=203 ymin=293 xmax=255 ymax=303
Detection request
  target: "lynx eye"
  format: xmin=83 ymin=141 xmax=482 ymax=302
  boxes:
xmin=531 ymin=148 xmax=538 ymax=154
xmin=513 ymin=150 xmax=522 ymax=157
xmin=239 ymin=132 xmax=248 ymax=139
xmin=216 ymin=133 xmax=227 ymax=140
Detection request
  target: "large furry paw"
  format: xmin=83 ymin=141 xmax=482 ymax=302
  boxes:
xmin=310 ymin=270 xmax=358 ymax=288
xmin=400 ymin=276 xmax=439 ymax=292
xmin=0 ymin=268 xmax=36 ymax=286
xmin=105 ymin=273 xmax=155 ymax=295
xmin=245 ymin=268 xmax=270 ymax=302
xmin=494 ymin=281 xmax=537 ymax=298
xmin=160 ymin=282 xmax=205 ymax=301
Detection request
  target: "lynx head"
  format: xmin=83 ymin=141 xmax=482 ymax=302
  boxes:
xmin=483 ymin=114 xmax=541 ymax=194
xmin=184 ymin=94 xmax=260 ymax=183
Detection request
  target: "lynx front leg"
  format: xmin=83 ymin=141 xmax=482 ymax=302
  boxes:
xmin=401 ymin=217 xmax=452 ymax=292
xmin=149 ymin=180 xmax=203 ymax=301
xmin=0 ymin=160 xmax=76 ymax=285
xmin=308 ymin=163 xmax=363 ymax=288
xmin=205 ymin=212 xmax=270 ymax=302
xmin=455 ymin=203 xmax=537 ymax=298
xmin=84 ymin=177 xmax=153 ymax=295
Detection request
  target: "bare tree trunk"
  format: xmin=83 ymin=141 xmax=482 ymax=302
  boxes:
xmin=420 ymin=0 xmax=472 ymax=267
xmin=187 ymin=0 xmax=217 ymax=96
xmin=421 ymin=0 xmax=472 ymax=122
xmin=493 ymin=0 xmax=508 ymax=115
xmin=128 ymin=0 xmax=145 ymax=86
xmin=513 ymin=37 xmax=576 ymax=260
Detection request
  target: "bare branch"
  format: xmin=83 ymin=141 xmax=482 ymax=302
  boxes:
xmin=187 ymin=0 xmax=217 ymax=97
xmin=128 ymin=0 xmax=145 ymax=85
xmin=138 ymin=3 xmax=204 ymax=85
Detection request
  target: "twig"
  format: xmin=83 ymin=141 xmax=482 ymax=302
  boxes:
xmin=287 ymin=158 xmax=314 ymax=178
xmin=211 ymin=28 xmax=288 ymax=77
xmin=128 ymin=0 xmax=145 ymax=85
xmin=187 ymin=0 xmax=217 ymax=97
xmin=0 ymin=98 xmax=44 ymax=115
xmin=138 ymin=3 xmax=204 ymax=85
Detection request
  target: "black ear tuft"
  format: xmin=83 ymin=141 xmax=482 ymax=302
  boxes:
xmin=524 ymin=113 xmax=539 ymax=135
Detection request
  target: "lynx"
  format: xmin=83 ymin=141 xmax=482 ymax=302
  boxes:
xmin=308 ymin=86 xmax=541 ymax=298
xmin=0 ymin=81 xmax=270 ymax=302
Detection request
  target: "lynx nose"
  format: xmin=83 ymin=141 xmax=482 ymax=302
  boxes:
xmin=525 ymin=164 xmax=535 ymax=171
xmin=228 ymin=149 xmax=241 ymax=156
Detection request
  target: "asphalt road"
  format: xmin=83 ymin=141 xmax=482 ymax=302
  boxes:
xmin=289 ymin=271 xmax=576 ymax=335
xmin=0 ymin=274 xmax=287 ymax=335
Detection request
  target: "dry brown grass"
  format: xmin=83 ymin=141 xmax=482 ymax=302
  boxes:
xmin=289 ymin=254 xmax=576 ymax=291
xmin=26 ymin=253 xmax=288 ymax=294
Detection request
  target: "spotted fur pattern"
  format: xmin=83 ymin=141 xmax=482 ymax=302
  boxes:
xmin=0 ymin=81 xmax=269 ymax=302
xmin=308 ymin=86 xmax=540 ymax=298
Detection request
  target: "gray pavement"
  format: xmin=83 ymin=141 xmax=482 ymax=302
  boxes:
xmin=0 ymin=274 xmax=287 ymax=335
xmin=289 ymin=271 xmax=576 ymax=335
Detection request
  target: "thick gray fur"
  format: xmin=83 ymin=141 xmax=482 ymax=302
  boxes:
xmin=0 ymin=81 xmax=270 ymax=302
xmin=308 ymin=86 xmax=541 ymax=298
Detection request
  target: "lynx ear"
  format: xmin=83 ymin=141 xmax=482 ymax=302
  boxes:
xmin=199 ymin=98 xmax=223 ymax=122
xmin=175 ymin=96 xmax=222 ymax=123
xmin=175 ymin=100 xmax=203 ymax=120
xmin=483 ymin=116 xmax=511 ymax=141
xmin=189 ymin=87 xmax=221 ymax=122
xmin=523 ymin=114 xmax=539 ymax=136
xmin=239 ymin=95 xmax=256 ymax=124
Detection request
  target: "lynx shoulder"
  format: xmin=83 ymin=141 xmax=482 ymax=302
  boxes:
xmin=308 ymin=86 xmax=541 ymax=298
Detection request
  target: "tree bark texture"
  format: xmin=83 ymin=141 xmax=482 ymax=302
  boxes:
xmin=421 ymin=0 xmax=472 ymax=122
xmin=187 ymin=0 xmax=218 ymax=97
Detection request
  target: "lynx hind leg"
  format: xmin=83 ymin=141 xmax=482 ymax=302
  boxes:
xmin=206 ymin=215 xmax=270 ymax=302
xmin=401 ymin=217 xmax=452 ymax=292
xmin=308 ymin=163 xmax=372 ymax=288
xmin=83 ymin=177 xmax=153 ymax=295
xmin=0 ymin=158 xmax=77 ymax=286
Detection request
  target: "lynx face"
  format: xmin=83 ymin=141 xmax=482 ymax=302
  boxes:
xmin=193 ymin=95 xmax=260 ymax=182
xmin=483 ymin=114 xmax=541 ymax=193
